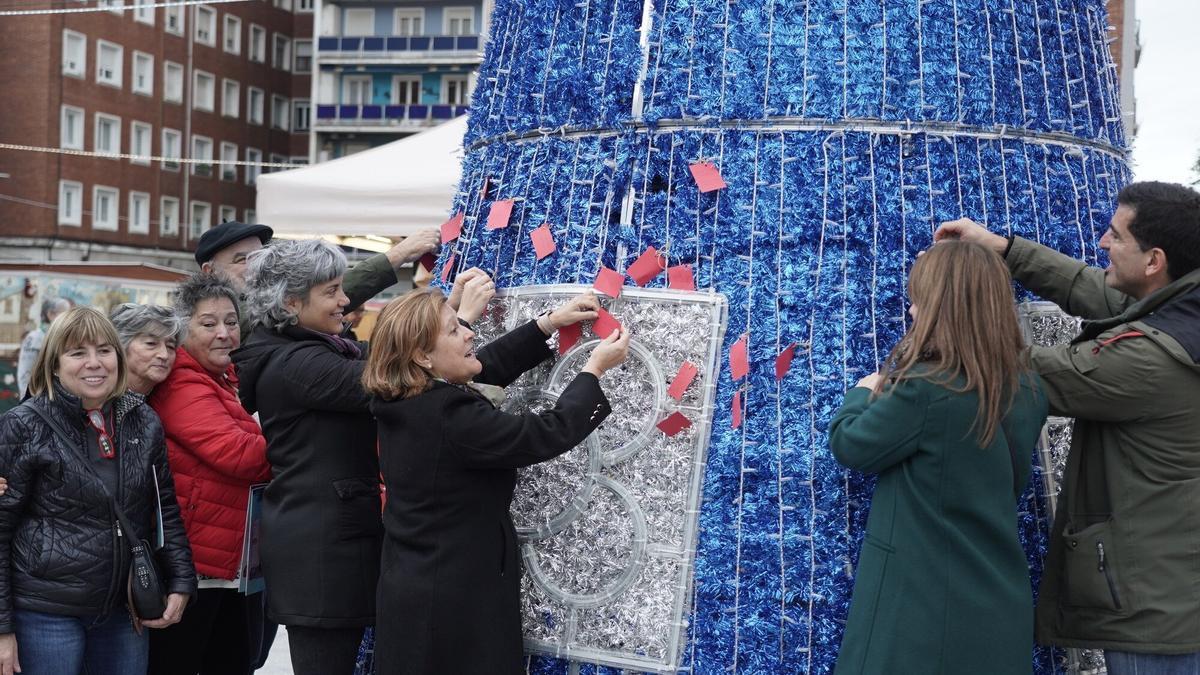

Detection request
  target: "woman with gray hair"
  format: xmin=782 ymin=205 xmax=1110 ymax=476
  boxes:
xmin=109 ymin=303 xmax=181 ymax=396
xmin=146 ymin=274 xmax=271 ymax=675
xmin=233 ymin=239 xmax=374 ymax=675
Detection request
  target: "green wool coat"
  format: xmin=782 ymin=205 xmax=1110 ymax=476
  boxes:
xmin=830 ymin=375 xmax=1048 ymax=675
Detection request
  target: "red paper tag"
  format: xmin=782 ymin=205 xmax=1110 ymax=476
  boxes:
xmin=592 ymin=307 xmax=622 ymax=339
xmin=775 ymin=343 xmax=797 ymax=381
xmin=592 ymin=266 xmax=625 ymax=298
xmin=689 ymin=161 xmax=728 ymax=193
xmin=440 ymin=252 xmax=457 ymax=283
xmin=729 ymin=334 xmax=749 ymax=381
xmin=732 ymin=390 xmax=743 ymax=429
xmin=418 ymin=253 xmax=437 ymax=271
xmin=656 ymin=411 xmax=692 ymax=437
xmin=668 ymin=264 xmax=696 ymax=291
xmin=667 ymin=361 xmax=699 ymax=401
xmin=486 ymin=199 xmax=514 ymax=230
xmin=530 ymin=224 xmax=556 ymax=260
xmin=557 ymin=322 xmax=581 ymax=355
xmin=440 ymin=212 xmax=463 ymax=244
xmin=627 ymin=246 xmax=666 ymax=287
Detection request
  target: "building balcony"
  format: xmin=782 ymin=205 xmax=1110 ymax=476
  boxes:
xmin=313 ymin=103 xmax=469 ymax=131
xmin=316 ymin=35 xmax=482 ymax=64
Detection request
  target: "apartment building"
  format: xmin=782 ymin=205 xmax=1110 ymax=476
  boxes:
xmin=0 ymin=0 xmax=314 ymax=265
xmin=310 ymin=0 xmax=489 ymax=161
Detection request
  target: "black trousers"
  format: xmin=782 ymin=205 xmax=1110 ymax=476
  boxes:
xmin=148 ymin=588 xmax=263 ymax=675
xmin=286 ymin=625 xmax=365 ymax=675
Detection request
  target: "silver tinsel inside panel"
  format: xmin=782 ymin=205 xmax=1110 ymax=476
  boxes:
xmin=478 ymin=285 xmax=726 ymax=672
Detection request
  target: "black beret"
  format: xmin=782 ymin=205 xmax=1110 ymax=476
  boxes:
xmin=194 ymin=221 xmax=274 ymax=264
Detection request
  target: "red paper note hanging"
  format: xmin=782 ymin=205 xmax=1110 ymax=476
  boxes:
xmin=592 ymin=266 xmax=625 ymax=298
xmin=729 ymin=334 xmax=749 ymax=381
xmin=486 ymin=199 xmax=514 ymax=230
xmin=592 ymin=307 xmax=622 ymax=339
xmin=627 ymin=246 xmax=666 ymax=287
xmin=418 ymin=253 xmax=437 ymax=272
xmin=440 ymin=212 xmax=463 ymax=244
xmin=440 ymin=252 xmax=457 ymax=283
xmin=668 ymin=264 xmax=696 ymax=291
xmin=530 ymin=224 xmax=556 ymax=260
xmin=732 ymin=390 xmax=743 ymax=429
xmin=775 ymin=343 xmax=797 ymax=381
xmin=667 ymin=361 xmax=699 ymax=401
xmin=689 ymin=161 xmax=728 ymax=193
xmin=557 ymin=322 xmax=581 ymax=355
xmin=656 ymin=412 xmax=692 ymax=437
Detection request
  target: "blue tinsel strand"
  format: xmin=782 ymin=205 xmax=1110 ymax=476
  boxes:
xmin=435 ymin=0 xmax=1130 ymax=673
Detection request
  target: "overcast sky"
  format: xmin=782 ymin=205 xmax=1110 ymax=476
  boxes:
xmin=1128 ymin=0 xmax=1200 ymax=185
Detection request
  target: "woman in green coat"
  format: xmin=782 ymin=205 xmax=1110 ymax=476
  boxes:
xmin=830 ymin=241 xmax=1048 ymax=674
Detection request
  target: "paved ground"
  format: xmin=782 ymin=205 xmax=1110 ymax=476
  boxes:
xmin=258 ymin=629 xmax=293 ymax=675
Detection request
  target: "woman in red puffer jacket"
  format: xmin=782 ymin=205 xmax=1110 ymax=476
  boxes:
xmin=147 ymin=274 xmax=272 ymax=675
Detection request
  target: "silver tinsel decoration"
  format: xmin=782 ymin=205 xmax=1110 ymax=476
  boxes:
xmin=476 ymin=285 xmax=727 ymax=673
xmin=1019 ymin=301 xmax=1107 ymax=675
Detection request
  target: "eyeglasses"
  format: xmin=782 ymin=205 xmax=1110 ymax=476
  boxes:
xmin=86 ymin=409 xmax=115 ymax=460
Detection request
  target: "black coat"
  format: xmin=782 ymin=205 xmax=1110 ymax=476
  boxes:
xmin=371 ymin=320 xmax=612 ymax=675
xmin=0 ymin=389 xmax=197 ymax=631
xmin=234 ymin=326 xmax=381 ymax=629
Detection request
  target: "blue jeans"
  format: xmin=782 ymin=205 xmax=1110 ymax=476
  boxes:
xmin=14 ymin=607 xmax=147 ymax=675
xmin=1106 ymin=650 xmax=1200 ymax=675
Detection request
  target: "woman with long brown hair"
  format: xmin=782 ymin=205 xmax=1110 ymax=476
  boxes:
xmin=830 ymin=240 xmax=1048 ymax=674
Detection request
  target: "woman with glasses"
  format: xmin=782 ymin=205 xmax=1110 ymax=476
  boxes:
xmin=145 ymin=274 xmax=272 ymax=675
xmin=0 ymin=306 xmax=196 ymax=675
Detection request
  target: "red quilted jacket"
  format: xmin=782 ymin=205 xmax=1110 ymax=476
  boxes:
xmin=149 ymin=347 xmax=272 ymax=579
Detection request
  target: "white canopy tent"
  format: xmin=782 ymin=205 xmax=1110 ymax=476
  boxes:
xmin=255 ymin=116 xmax=466 ymax=239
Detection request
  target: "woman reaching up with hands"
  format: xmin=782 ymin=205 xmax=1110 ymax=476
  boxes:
xmin=363 ymin=288 xmax=629 ymax=675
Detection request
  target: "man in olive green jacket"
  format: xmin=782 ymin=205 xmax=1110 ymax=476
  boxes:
xmin=937 ymin=182 xmax=1200 ymax=674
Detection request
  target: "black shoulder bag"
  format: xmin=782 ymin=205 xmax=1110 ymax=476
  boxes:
xmin=28 ymin=403 xmax=168 ymax=620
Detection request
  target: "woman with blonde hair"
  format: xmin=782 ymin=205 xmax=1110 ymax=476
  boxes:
xmin=364 ymin=286 xmax=629 ymax=674
xmin=830 ymin=240 xmax=1048 ymax=674
xmin=0 ymin=307 xmax=195 ymax=675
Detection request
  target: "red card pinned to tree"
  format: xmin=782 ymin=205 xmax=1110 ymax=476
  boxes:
xmin=440 ymin=212 xmax=463 ymax=244
xmin=668 ymin=264 xmax=696 ymax=291
xmin=689 ymin=161 xmax=728 ymax=193
xmin=775 ymin=343 xmax=797 ymax=381
xmin=627 ymin=246 xmax=666 ymax=286
xmin=557 ymin=322 xmax=581 ymax=355
xmin=656 ymin=412 xmax=692 ymax=437
xmin=530 ymin=224 xmax=556 ymax=260
xmin=592 ymin=307 xmax=622 ymax=339
xmin=592 ymin=266 xmax=625 ymax=298
xmin=418 ymin=253 xmax=437 ymax=271
xmin=667 ymin=361 xmax=699 ymax=401
xmin=440 ymin=252 xmax=457 ymax=283
xmin=486 ymin=199 xmax=514 ymax=230
xmin=730 ymin=334 xmax=749 ymax=381
xmin=732 ymin=390 xmax=743 ymax=429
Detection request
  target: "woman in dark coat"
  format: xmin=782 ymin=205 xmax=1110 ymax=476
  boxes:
xmin=0 ymin=307 xmax=196 ymax=675
xmin=362 ymin=286 xmax=630 ymax=674
xmin=829 ymin=241 xmax=1049 ymax=674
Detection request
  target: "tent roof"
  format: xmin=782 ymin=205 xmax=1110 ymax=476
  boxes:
xmin=256 ymin=116 xmax=466 ymax=238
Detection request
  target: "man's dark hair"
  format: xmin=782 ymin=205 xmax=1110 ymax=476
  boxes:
xmin=1117 ymin=181 xmax=1200 ymax=280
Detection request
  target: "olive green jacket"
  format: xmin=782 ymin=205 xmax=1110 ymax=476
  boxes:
xmin=831 ymin=374 xmax=1047 ymax=674
xmin=1007 ymin=237 xmax=1200 ymax=653
xmin=238 ymin=253 xmax=398 ymax=341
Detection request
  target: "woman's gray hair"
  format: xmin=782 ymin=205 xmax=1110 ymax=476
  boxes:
xmin=109 ymin=303 xmax=182 ymax=349
xmin=243 ymin=239 xmax=348 ymax=332
xmin=173 ymin=274 xmax=241 ymax=340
